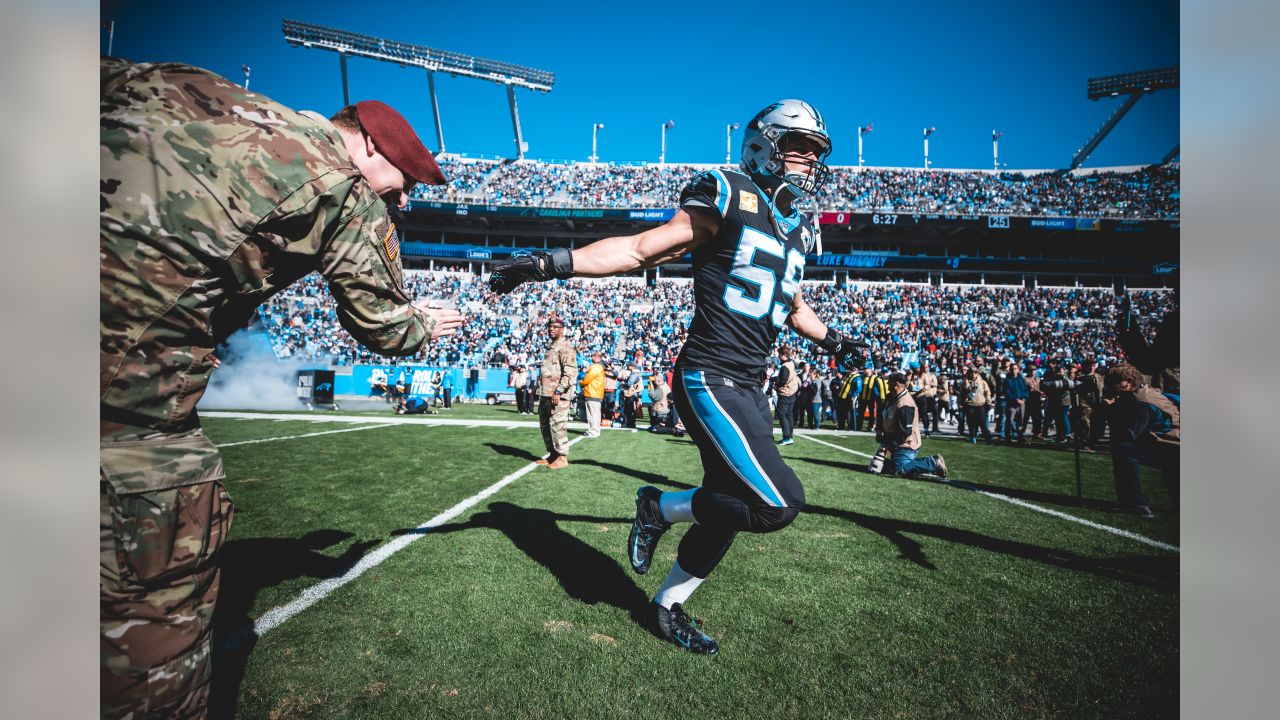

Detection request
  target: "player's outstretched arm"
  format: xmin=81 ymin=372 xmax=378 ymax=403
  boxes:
xmin=488 ymin=208 xmax=717 ymax=293
xmin=572 ymin=207 xmax=717 ymax=277
xmin=787 ymin=288 xmax=871 ymax=369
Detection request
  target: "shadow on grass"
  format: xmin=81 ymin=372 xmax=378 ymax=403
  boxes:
xmin=484 ymin=442 xmax=542 ymax=462
xmin=582 ymin=458 xmax=1175 ymax=593
xmin=801 ymin=503 xmax=1177 ymax=591
xmin=209 ymin=529 xmax=379 ymax=719
xmin=394 ymin=502 xmax=661 ymax=635
xmin=795 ymin=456 xmax=1119 ymax=512
xmin=572 ymin=458 xmax=690 ymax=489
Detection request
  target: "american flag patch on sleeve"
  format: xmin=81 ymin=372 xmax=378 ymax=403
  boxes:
xmin=382 ymin=222 xmax=399 ymax=262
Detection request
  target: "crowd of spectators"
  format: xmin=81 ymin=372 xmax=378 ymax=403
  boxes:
xmin=411 ymin=156 xmax=498 ymax=201
xmin=257 ymin=270 xmax=1177 ymax=377
xmin=411 ymin=159 xmax=1179 ymax=219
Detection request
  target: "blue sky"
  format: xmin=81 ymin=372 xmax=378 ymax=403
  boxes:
xmin=101 ymin=0 xmax=1178 ymax=170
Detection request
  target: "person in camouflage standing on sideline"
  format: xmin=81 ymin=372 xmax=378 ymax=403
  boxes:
xmin=100 ymin=59 xmax=465 ymax=719
xmin=535 ymin=317 xmax=578 ymax=469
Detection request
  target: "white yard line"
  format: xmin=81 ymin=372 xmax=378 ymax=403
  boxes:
xmin=249 ymin=435 xmax=586 ymax=638
xmin=967 ymin=490 xmax=1180 ymax=553
xmin=796 ymin=433 xmax=876 ymax=459
xmin=216 ymin=423 xmax=400 ymax=447
xmin=202 ymin=410 xmax=873 ymax=436
xmin=795 ymin=432 xmax=1179 ymax=553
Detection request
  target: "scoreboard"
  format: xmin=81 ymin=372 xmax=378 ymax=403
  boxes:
xmin=816 ymin=211 xmax=1176 ymax=234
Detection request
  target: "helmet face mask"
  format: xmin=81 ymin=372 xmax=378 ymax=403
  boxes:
xmin=774 ymin=131 xmax=832 ymax=196
xmin=740 ymin=99 xmax=832 ymax=201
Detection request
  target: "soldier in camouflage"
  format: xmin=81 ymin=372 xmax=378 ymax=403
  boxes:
xmin=534 ymin=317 xmax=578 ymax=469
xmin=100 ymin=59 xmax=464 ymax=719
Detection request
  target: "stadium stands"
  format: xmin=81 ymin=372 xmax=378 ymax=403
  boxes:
xmin=412 ymin=159 xmax=1179 ymax=219
xmin=258 ymin=270 xmax=1177 ymax=373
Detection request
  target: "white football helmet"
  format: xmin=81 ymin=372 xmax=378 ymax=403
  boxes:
xmin=740 ymin=99 xmax=832 ymax=199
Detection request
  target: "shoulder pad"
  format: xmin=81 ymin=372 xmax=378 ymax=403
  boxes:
xmin=679 ymin=169 xmax=732 ymax=219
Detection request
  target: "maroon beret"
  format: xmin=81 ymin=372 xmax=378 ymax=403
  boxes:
xmin=355 ymin=100 xmax=447 ymax=186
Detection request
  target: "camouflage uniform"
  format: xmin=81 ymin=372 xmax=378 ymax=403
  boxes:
xmin=101 ymin=60 xmax=435 ymax=719
xmin=538 ymin=338 xmax=578 ymax=457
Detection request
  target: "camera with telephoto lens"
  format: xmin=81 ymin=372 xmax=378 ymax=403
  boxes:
xmin=868 ymin=447 xmax=887 ymax=475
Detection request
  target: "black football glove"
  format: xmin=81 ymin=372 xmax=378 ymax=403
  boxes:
xmin=488 ymin=247 xmax=574 ymax=295
xmin=819 ymin=329 xmax=871 ymax=372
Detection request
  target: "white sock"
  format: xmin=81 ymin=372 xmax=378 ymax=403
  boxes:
xmin=658 ymin=488 xmax=697 ymax=524
xmin=654 ymin=561 xmax=704 ymax=610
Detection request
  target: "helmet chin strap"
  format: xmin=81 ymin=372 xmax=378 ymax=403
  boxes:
xmin=747 ymin=167 xmax=804 ymax=239
xmin=771 ymin=180 xmax=801 ymax=209
xmin=762 ymin=181 xmax=799 ymax=241
xmin=751 ymin=169 xmax=799 ymax=207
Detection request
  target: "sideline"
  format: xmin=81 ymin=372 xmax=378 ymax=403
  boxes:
xmin=216 ymin=423 xmax=400 ymax=447
xmin=246 ymin=435 xmax=588 ymax=639
xmin=795 ymin=432 xmax=1180 ymax=553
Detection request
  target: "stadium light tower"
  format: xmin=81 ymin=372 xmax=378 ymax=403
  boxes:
xmin=590 ymin=123 xmax=604 ymax=163
xmin=103 ymin=20 xmax=115 ymax=56
xmin=923 ymin=127 xmax=936 ymax=169
xmin=1070 ymin=66 xmax=1178 ymax=169
xmin=282 ymin=19 xmax=555 ymax=160
xmin=725 ymin=122 xmax=740 ymax=165
xmin=992 ymin=130 xmax=1004 ymax=170
xmin=242 ymin=64 xmax=251 ymax=91
xmin=858 ymin=123 xmax=874 ymax=167
xmin=660 ymin=120 xmax=676 ymax=166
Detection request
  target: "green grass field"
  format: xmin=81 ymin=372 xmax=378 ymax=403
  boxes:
xmin=201 ymin=405 xmax=1178 ymax=719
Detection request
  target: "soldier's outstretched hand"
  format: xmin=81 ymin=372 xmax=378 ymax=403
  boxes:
xmin=414 ymin=300 xmax=465 ymax=339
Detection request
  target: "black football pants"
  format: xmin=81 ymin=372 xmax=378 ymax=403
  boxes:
xmin=672 ymin=369 xmax=804 ymax=579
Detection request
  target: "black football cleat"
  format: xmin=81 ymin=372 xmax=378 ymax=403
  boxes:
xmin=654 ymin=602 xmax=719 ymax=655
xmin=628 ymin=486 xmax=671 ymax=575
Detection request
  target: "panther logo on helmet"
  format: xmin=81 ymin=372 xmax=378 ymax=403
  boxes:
xmin=740 ymin=99 xmax=832 ymax=201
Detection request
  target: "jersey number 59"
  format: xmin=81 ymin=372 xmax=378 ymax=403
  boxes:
xmin=723 ymin=226 xmax=804 ymax=328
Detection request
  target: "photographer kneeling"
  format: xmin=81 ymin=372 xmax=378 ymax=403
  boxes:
xmin=878 ymin=372 xmax=948 ymax=479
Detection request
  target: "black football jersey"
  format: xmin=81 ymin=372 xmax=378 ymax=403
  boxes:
xmin=675 ymin=169 xmax=816 ymax=384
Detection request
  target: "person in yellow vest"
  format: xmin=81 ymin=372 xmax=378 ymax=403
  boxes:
xmin=834 ymin=366 xmax=859 ymax=430
xmin=879 ymin=372 xmax=947 ymax=477
xmin=856 ymin=364 xmax=887 ymax=432
xmin=579 ymin=351 xmax=607 ymax=438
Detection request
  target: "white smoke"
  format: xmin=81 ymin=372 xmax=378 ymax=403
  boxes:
xmin=198 ymin=328 xmax=312 ymax=411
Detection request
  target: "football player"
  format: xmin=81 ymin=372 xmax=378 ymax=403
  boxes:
xmin=489 ymin=100 xmax=868 ymax=654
